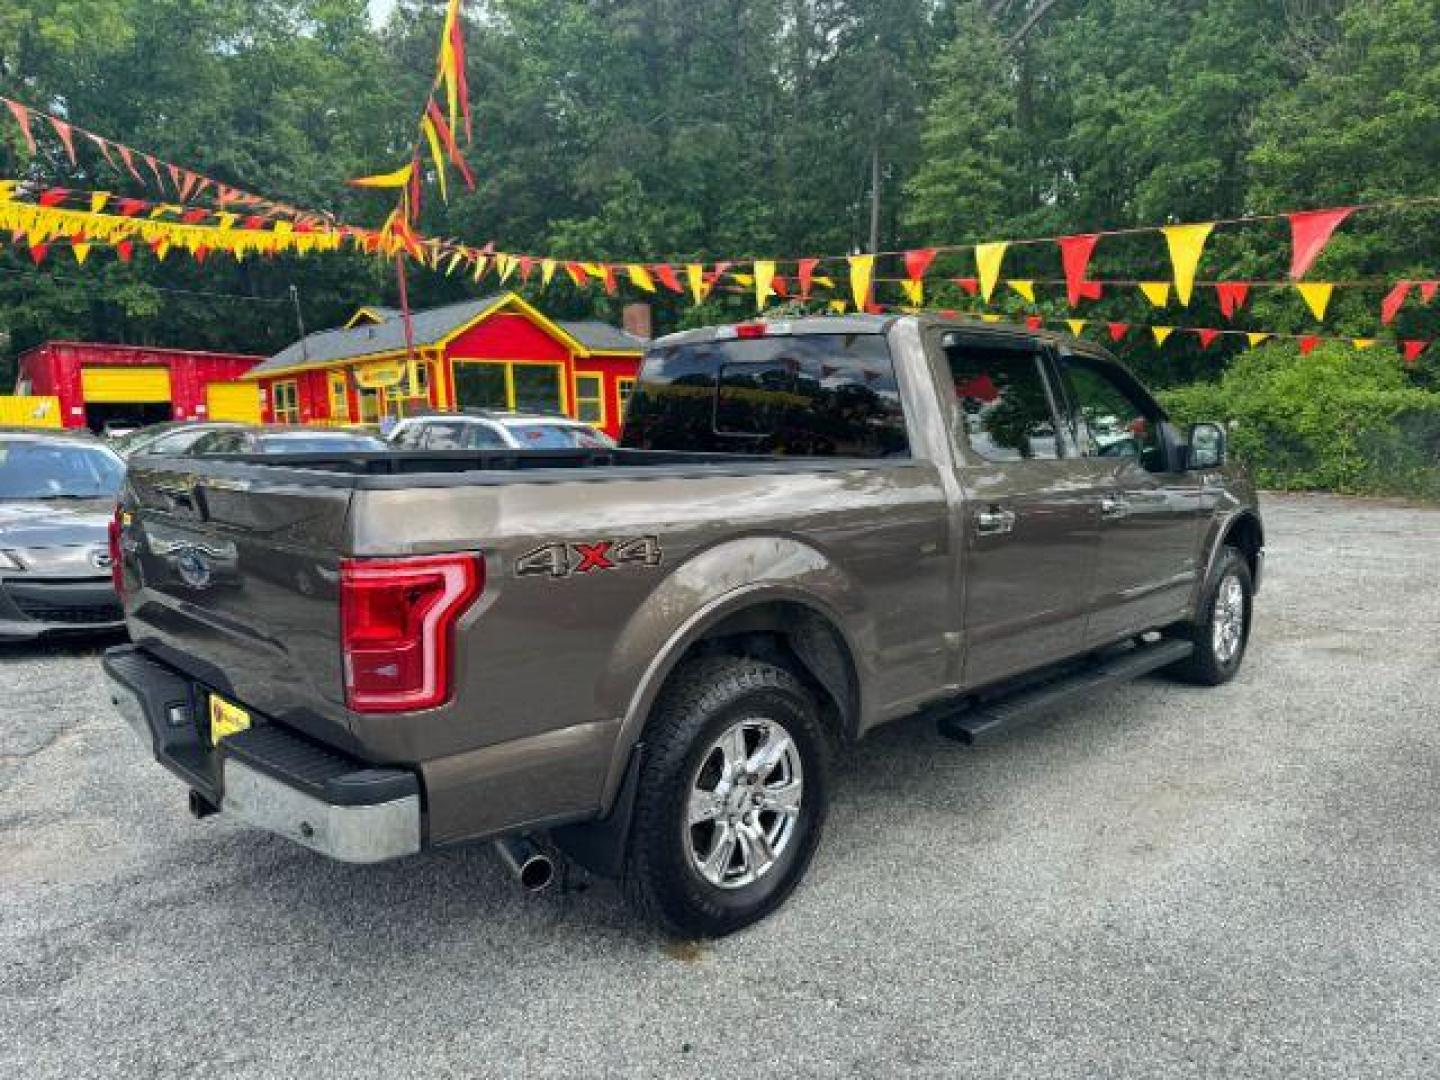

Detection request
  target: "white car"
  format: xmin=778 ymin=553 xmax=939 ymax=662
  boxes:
xmin=387 ymin=412 xmax=616 ymax=451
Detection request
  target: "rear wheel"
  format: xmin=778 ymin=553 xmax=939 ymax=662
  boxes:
xmin=621 ymin=656 xmax=829 ymax=937
xmin=1166 ymin=545 xmax=1253 ymax=685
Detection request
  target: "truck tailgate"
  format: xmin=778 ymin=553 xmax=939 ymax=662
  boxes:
xmin=122 ymin=459 xmax=357 ymax=749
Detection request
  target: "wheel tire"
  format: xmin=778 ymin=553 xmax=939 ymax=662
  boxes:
xmin=621 ymin=655 xmax=829 ymax=937
xmin=1166 ymin=545 xmax=1254 ymax=686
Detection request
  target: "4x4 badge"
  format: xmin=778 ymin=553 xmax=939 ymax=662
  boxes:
xmin=515 ymin=536 xmax=662 ymax=579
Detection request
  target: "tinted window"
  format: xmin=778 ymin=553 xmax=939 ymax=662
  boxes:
xmin=390 ymin=424 xmax=428 ymax=449
xmin=944 ymin=335 xmax=1061 ymax=462
xmin=257 ymin=435 xmax=385 ymax=453
xmin=0 ymin=440 xmax=124 ymax=499
xmin=417 ymin=422 xmax=471 ymax=450
xmin=465 ymin=424 xmax=509 ymax=449
xmin=1056 ymin=354 xmax=1169 ymax=473
xmin=191 ymin=431 xmax=249 ymax=455
xmin=504 ymin=424 xmax=613 ymax=449
xmin=622 ymin=334 xmax=909 ymax=458
xmin=143 ymin=428 xmax=213 ymax=455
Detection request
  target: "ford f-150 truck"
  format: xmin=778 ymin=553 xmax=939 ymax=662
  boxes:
xmin=104 ymin=314 xmax=1263 ymax=936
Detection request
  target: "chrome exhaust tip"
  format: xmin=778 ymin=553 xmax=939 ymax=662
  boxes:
xmin=493 ymin=836 xmax=555 ymax=892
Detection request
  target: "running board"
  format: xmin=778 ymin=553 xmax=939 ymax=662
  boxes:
xmin=937 ymin=638 xmax=1195 ymax=745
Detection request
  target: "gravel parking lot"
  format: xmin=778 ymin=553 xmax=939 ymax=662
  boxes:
xmin=3 ymin=492 xmax=1439 ymax=1078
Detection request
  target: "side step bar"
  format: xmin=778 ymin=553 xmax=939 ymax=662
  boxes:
xmin=938 ymin=637 xmax=1195 ymax=745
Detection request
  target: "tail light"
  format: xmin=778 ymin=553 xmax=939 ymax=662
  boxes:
xmin=340 ymin=553 xmax=483 ymax=713
xmin=108 ymin=506 xmax=125 ymax=594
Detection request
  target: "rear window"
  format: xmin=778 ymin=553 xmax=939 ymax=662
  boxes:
xmin=257 ymin=435 xmax=385 ymax=453
xmin=621 ymin=334 xmax=909 ymax=457
xmin=504 ymin=423 xmax=614 ymax=449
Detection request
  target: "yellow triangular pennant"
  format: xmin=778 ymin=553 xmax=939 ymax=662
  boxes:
xmin=828 ymin=299 xmax=848 ymax=314
xmin=975 ymin=242 xmax=1009 ymax=303
xmin=1152 ymin=326 xmax=1174 ymax=346
xmin=901 ymin=279 xmax=924 ymax=307
xmin=496 ymin=253 xmax=516 ymax=283
xmin=1139 ymin=281 xmax=1171 ymax=308
xmin=420 ymin=117 xmax=448 ymax=202
xmin=1161 ymin=222 xmax=1214 ymax=306
xmin=686 ymin=264 xmax=707 ymax=305
xmin=753 ymin=260 xmax=776 ymax=309
xmin=1007 ymin=279 xmax=1035 ymax=302
xmin=627 ymin=264 xmax=657 ymax=293
xmin=1246 ymin=332 xmax=1271 ymax=348
xmin=1066 ymin=319 xmax=1087 ymax=337
xmin=350 ymin=162 xmax=414 ymax=189
xmin=1352 ymin=338 xmax=1377 ymax=350
xmin=89 ymin=192 xmax=109 ymax=214
xmin=848 ymin=253 xmax=875 ymax=311
xmin=813 ymin=275 xmax=835 ymax=290
xmin=541 ymin=258 xmax=556 ymax=287
xmin=1296 ymin=282 xmax=1334 ymax=321
xmin=979 ymin=313 xmax=1003 ymax=323
xmin=72 ymin=240 xmax=91 ymax=264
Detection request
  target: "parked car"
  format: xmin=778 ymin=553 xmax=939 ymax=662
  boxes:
xmin=388 ymin=411 xmax=616 ymax=451
xmin=0 ymin=429 xmax=126 ymax=640
xmin=181 ymin=426 xmax=388 ymax=455
xmin=110 ymin=422 xmax=244 ymax=459
xmin=105 ymin=315 xmax=1263 ymax=935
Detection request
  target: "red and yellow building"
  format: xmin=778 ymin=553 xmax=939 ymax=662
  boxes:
xmin=246 ymin=292 xmax=647 ymax=438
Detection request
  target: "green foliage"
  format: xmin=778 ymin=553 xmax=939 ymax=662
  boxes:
xmin=1159 ymin=344 xmax=1440 ymax=499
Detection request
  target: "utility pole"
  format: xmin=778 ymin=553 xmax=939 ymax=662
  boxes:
xmin=868 ymin=144 xmax=882 ymax=255
xmin=289 ymin=284 xmax=309 ymax=362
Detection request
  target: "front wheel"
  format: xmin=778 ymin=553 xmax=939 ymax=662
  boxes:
xmin=621 ymin=656 xmax=829 ymax=937
xmin=1166 ymin=545 xmax=1253 ymax=685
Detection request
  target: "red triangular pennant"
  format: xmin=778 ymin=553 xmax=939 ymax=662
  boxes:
xmin=117 ymin=145 xmax=143 ymax=182
xmin=1024 ymin=315 xmax=1044 ymax=330
xmin=1288 ymin=207 xmax=1354 ymax=279
xmin=797 ymin=258 xmax=820 ymax=299
xmin=1107 ymin=322 xmax=1130 ymax=342
xmin=1381 ymin=281 xmax=1412 ymax=325
xmin=1419 ymin=281 xmax=1438 ymax=304
xmin=48 ymin=117 xmax=77 ymax=164
xmin=3 ymin=98 xmax=36 ymax=153
xmin=1299 ymin=335 xmax=1321 ymax=356
xmin=904 ymin=248 xmax=938 ymax=283
xmin=601 ymin=264 xmax=618 ymax=296
xmin=1057 ymin=233 xmax=1100 ymax=306
xmin=1215 ymin=282 xmax=1251 ymax=320
xmin=181 ymin=208 xmax=207 ymax=224
xmin=38 ymin=188 xmax=70 ymax=207
xmin=28 ymin=243 xmax=49 ymax=265
xmin=1196 ymin=328 xmax=1221 ymax=349
xmin=1077 ymin=281 xmax=1104 ymax=302
xmin=653 ymin=264 xmax=684 ymax=294
xmin=772 ymin=275 xmax=789 ymax=299
xmin=115 ymin=240 xmax=133 ymax=263
xmin=1402 ymin=340 xmax=1430 ymax=364
xmin=953 ymin=277 xmax=979 ymax=296
xmin=117 ymin=198 xmax=144 ymax=217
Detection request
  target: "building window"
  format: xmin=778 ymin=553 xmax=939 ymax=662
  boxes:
xmin=357 ymin=387 xmax=383 ymax=424
xmin=574 ymin=372 xmax=605 ymax=426
xmin=411 ymin=360 xmax=431 ymax=401
xmin=451 ymin=360 xmax=566 ymax=416
xmin=329 ymin=372 xmax=350 ymax=421
xmin=616 ymin=377 xmax=636 ymax=419
xmin=273 ymin=380 xmax=300 ymax=423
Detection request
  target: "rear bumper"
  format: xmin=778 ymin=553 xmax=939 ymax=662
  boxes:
xmin=0 ymin=576 xmax=125 ymax=640
xmin=103 ymin=644 xmax=421 ymax=864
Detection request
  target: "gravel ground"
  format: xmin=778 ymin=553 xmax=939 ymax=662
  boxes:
xmin=3 ymin=492 xmax=1439 ymax=1079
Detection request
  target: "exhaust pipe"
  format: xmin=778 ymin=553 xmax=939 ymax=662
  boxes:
xmin=493 ymin=836 xmax=555 ymax=892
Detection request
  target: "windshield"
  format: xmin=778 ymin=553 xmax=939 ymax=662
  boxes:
xmin=0 ymin=440 xmax=126 ymax=500
xmin=110 ymin=424 xmax=178 ymax=456
xmin=257 ymin=435 xmax=386 ymax=453
xmin=504 ymin=424 xmax=614 ymax=449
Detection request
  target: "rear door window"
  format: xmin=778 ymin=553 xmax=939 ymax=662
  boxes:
xmin=942 ymin=334 xmax=1063 ymax=462
xmin=623 ymin=333 xmax=909 ymax=458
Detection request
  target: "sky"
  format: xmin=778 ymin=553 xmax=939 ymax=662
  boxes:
xmin=368 ymin=0 xmax=397 ymax=27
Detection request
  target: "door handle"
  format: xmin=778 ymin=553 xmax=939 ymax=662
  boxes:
xmin=975 ymin=508 xmax=1017 ymax=536
xmin=1100 ymin=496 xmax=1130 ymax=520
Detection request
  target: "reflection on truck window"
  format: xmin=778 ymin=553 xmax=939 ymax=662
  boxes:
xmin=1057 ymin=356 xmax=1168 ymax=473
xmin=623 ymin=335 xmax=909 ymax=458
xmin=943 ymin=336 xmax=1060 ymax=462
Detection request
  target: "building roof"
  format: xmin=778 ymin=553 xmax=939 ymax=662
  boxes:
xmin=248 ymin=293 xmax=648 ymax=378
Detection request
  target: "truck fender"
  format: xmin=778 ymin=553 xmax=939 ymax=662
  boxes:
xmin=1196 ymin=507 xmax=1265 ymax=604
xmin=594 ymin=535 xmax=871 ymax=808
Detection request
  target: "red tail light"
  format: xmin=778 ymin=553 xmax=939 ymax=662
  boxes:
xmin=340 ymin=554 xmax=483 ymax=713
xmin=108 ymin=507 xmax=125 ymax=594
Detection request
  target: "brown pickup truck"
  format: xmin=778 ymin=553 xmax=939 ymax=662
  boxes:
xmin=104 ymin=314 xmax=1263 ymax=936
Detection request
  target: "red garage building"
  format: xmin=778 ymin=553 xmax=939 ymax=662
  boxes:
xmin=244 ymin=292 xmax=648 ymax=438
xmin=15 ymin=342 xmax=263 ymax=431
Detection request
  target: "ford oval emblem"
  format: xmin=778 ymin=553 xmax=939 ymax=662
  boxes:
xmin=176 ymin=548 xmax=213 ymax=590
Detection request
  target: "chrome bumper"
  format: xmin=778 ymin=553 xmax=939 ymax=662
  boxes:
xmin=104 ymin=645 xmax=422 ymax=865
xmin=220 ymin=758 xmax=420 ymax=864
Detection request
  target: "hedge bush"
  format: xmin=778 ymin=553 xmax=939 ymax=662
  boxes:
xmin=1157 ymin=344 xmax=1440 ymax=500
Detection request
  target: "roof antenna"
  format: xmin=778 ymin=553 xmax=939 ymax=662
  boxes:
xmin=289 ymin=284 xmax=309 ymax=362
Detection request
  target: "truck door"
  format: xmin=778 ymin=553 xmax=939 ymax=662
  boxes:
xmin=939 ymin=330 xmax=1107 ymax=687
xmin=1051 ymin=349 xmax=1206 ymax=644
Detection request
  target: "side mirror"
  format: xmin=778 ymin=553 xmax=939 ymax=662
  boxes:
xmin=1187 ymin=421 xmax=1226 ymax=470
